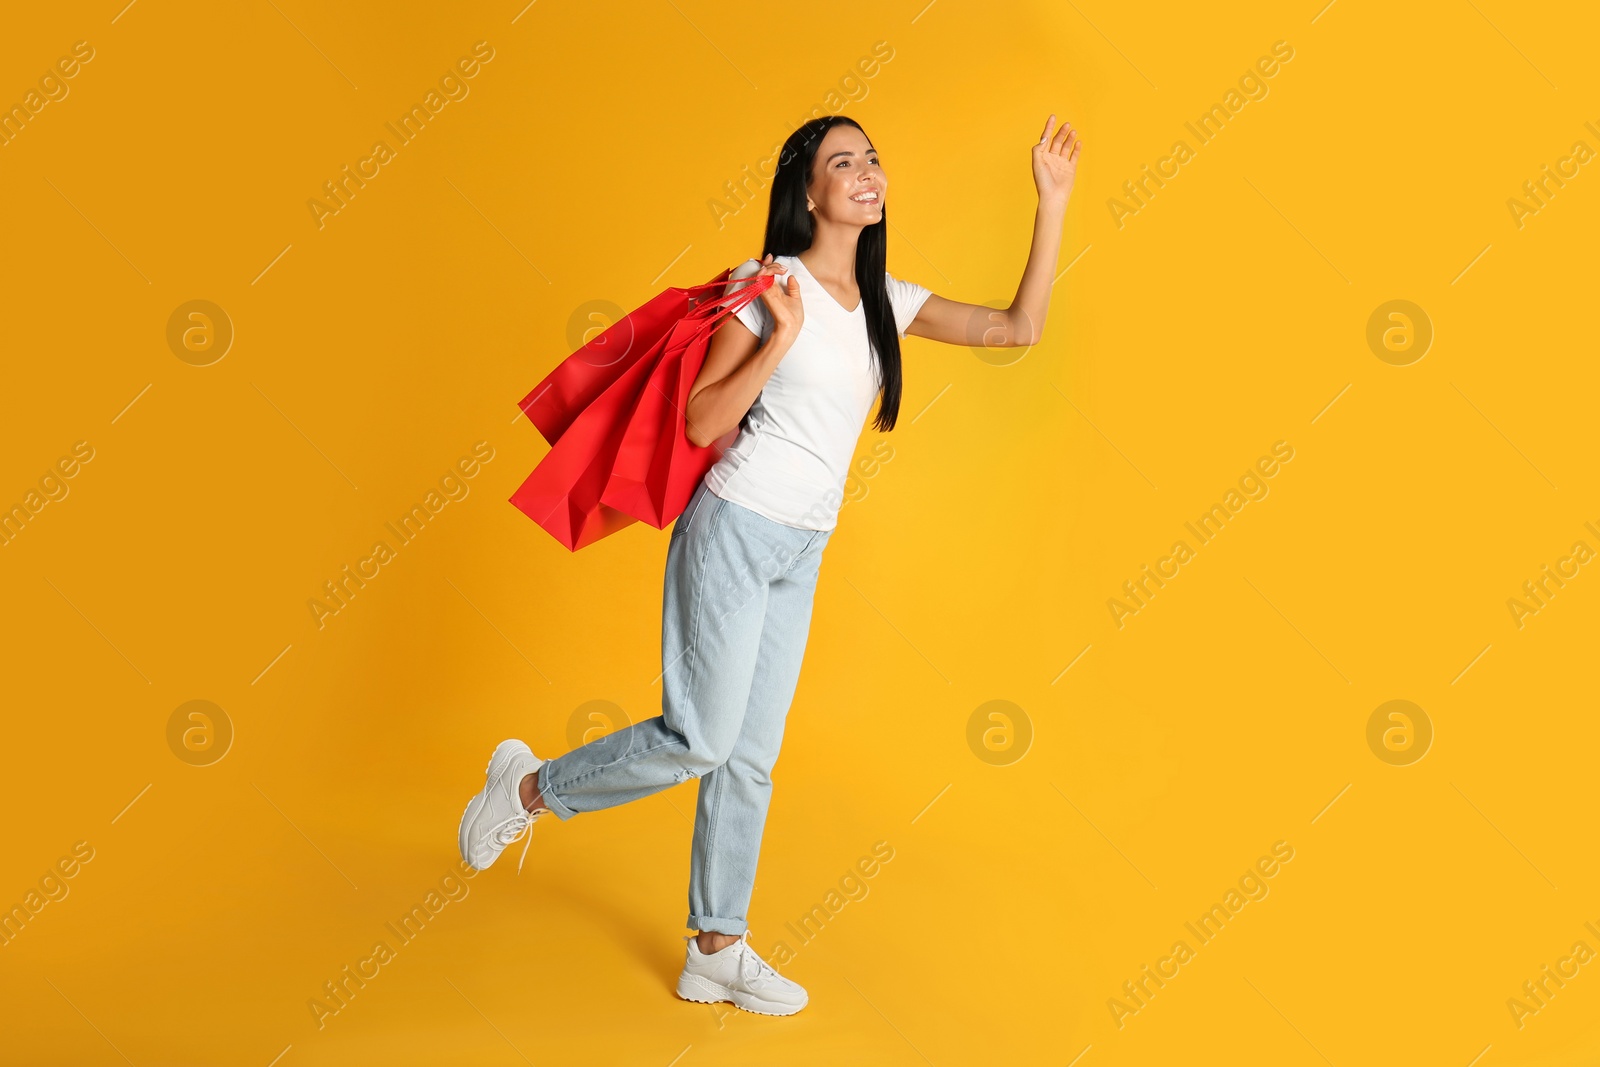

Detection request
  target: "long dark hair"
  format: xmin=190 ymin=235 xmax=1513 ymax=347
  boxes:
xmin=761 ymin=116 xmax=904 ymax=432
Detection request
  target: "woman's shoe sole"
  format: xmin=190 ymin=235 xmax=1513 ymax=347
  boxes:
xmin=676 ymin=973 xmax=806 ymax=1016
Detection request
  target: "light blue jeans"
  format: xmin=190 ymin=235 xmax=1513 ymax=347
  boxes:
xmin=535 ymin=477 xmax=832 ymax=935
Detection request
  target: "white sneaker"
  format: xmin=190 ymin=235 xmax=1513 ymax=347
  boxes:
xmin=676 ymin=931 xmax=808 ymax=1016
xmin=458 ymin=739 xmax=547 ymax=872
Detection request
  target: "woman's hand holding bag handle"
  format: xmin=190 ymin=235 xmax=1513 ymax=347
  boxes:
xmin=724 ymin=254 xmax=803 ymax=340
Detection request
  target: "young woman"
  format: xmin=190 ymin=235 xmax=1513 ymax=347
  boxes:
xmin=458 ymin=113 xmax=1081 ymax=1015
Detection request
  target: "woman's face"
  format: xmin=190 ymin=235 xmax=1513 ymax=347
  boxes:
xmin=806 ymin=124 xmax=885 ymax=225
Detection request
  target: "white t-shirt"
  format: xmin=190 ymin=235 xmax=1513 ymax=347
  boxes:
xmin=702 ymin=254 xmax=934 ymax=531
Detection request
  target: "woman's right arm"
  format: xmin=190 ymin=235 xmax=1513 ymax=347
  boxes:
xmin=684 ymin=256 xmax=803 ymax=448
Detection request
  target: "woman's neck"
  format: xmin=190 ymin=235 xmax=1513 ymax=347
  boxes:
xmin=798 ymin=223 xmax=861 ymax=288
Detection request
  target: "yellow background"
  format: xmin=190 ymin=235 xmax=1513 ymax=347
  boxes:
xmin=2 ymin=0 xmax=1597 ymax=1063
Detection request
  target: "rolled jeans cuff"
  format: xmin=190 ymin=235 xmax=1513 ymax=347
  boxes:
xmin=687 ymin=912 xmax=747 ymax=936
xmin=535 ymin=756 xmax=579 ymax=821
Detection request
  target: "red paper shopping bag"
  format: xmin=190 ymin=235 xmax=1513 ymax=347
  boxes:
xmin=508 ymin=267 xmax=773 ymax=551
xmin=602 ymin=312 xmax=727 ymax=528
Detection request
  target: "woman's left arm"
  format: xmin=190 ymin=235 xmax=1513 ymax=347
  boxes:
xmin=904 ymin=114 xmax=1082 ymax=348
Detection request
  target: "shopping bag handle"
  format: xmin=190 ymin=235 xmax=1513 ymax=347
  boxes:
xmin=683 ymin=269 xmax=775 ymax=330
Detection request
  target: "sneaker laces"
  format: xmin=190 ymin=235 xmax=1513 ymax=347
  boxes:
xmin=487 ymin=805 xmax=548 ymax=874
xmin=733 ymin=930 xmax=781 ymax=987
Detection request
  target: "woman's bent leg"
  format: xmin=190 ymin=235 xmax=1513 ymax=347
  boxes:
xmin=533 ymin=713 xmax=709 ymax=820
xmin=536 ymin=483 xmax=771 ymax=821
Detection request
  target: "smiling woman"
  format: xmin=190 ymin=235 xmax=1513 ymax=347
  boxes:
xmin=457 ymin=109 xmax=1081 ymax=1019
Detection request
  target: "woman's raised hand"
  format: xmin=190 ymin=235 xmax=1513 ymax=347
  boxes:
xmin=1032 ymin=114 xmax=1082 ymax=208
xmin=754 ymin=253 xmax=804 ymax=337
